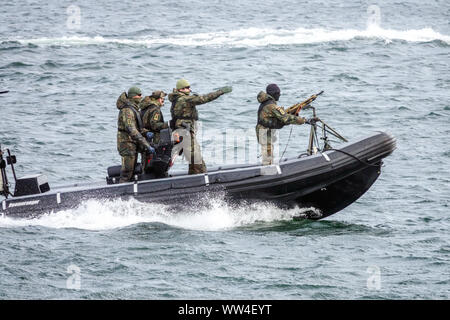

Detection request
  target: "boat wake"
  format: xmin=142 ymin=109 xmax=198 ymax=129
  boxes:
xmin=0 ymin=198 xmax=315 ymax=231
xmin=6 ymin=25 xmax=450 ymax=47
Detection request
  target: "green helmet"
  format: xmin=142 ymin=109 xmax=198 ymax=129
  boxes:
xmin=176 ymin=79 xmax=190 ymax=90
xmin=128 ymin=86 xmax=142 ymax=98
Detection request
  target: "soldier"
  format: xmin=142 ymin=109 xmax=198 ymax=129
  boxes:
xmin=168 ymin=79 xmax=232 ymax=174
xmin=140 ymin=90 xmax=168 ymax=174
xmin=117 ymin=86 xmax=154 ymax=183
xmin=256 ymin=84 xmax=315 ymax=165
xmin=140 ymin=90 xmax=168 ymax=144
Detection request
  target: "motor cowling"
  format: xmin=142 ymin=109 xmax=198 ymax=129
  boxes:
xmin=144 ymin=128 xmax=174 ymax=179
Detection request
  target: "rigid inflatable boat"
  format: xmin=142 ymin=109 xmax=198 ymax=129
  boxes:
xmin=0 ymin=121 xmax=396 ymax=220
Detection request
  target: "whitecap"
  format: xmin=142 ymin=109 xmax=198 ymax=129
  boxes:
xmin=9 ymin=26 xmax=450 ymax=48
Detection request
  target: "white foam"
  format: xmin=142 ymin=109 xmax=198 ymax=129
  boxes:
xmin=0 ymin=198 xmax=314 ymax=231
xmin=10 ymin=26 xmax=450 ymax=47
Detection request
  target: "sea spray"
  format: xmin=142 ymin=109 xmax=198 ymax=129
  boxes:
xmin=0 ymin=197 xmax=313 ymax=231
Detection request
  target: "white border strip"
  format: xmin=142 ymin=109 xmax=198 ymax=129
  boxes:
xmin=322 ymin=153 xmax=331 ymax=162
xmin=205 ymin=174 xmax=209 ymax=186
xmin=134 ymin=183 xmax=138 ymax=194
xmin=2 ymin=200 xmax=5 ymax=210
xmin=56 ymin=193 xmax=61 ymax=204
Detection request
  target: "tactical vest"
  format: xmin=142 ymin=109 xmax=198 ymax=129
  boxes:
xmin=170 ymin=95 xmax=198 ymax=129
xmin=141 ymin=104 xmax=164 ymax=126
xmin=257 ymin=99 xmax=285 ymax=129
xmin=119 ymin=104 xmax=143 ymax=132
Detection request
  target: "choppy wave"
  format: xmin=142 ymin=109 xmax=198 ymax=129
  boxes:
xmin=0 ymin=198 xmax=314 ymax=231
xmin=7 ymin=26 xmax=450 ymax=48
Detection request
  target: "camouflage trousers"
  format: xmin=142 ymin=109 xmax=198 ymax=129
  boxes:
xmin=188 ymin=132 xmax=207 ymax=174
xmin=172 ymin=128 xmax=206 ymax=175
xmin=119 ymin=155 xmax=137 ymax=183
xmin=118 ymin=142 xmax=138 ymax=183
xmin=260 ymin=141 xmax=273 ymax=166
xmin=256 ymin=125 xmax=276 ymax=166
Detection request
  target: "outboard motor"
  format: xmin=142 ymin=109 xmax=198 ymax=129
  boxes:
xmin=143 ymin=128 xmax=174 ymax=179
xmin=106 ymin=128 xmax=177 ymax=184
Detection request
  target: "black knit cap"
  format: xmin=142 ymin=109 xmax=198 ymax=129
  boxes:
xmin=266 ymin=83 xmax=281 ymax=101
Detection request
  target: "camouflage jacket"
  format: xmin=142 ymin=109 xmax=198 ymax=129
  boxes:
xmin=168 ymin=89 xmax=224 ymax=130
xmin=117 ymin=92 xmax=150 ymax=151
xmin=256 ymin=91 xmax=305 ymax=129
xmin=139 ymin=96 xmax=168 ymax=144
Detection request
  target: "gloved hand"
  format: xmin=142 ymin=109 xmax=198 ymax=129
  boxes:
xmin=146 ymin=132 xmax=154 ymax=141
xmin=297 ymin=117 xmax=307 ymax=125
xmin=305 ymin=117 xmax=320 ymax=125
xmin=218 ymin=86 xmax=232 ymax=94
xmin=146 ymin=145 xmax=156 ymax=155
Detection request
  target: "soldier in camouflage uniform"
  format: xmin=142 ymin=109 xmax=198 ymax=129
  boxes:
xmin=168 ymin=79 xmax=232 ymax=174
xmin=117 ymin=86 xmax=153 ymax=183
xmin=256 ymin=84 xmax=313 ymax=165
xmin=139 ymin=90 xmax=168 ymax=173
xmin=140 ymin=90 xmax=168 ymax=144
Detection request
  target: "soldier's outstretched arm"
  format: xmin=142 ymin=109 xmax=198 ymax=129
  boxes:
xmin=186 ymin=89 xmax=225 ymax=106
xmin=121 ymin=109 xmax=150 ymax=148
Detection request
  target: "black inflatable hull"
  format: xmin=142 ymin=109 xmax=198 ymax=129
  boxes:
xmin=1 ymin=132 xmax=396 ymax=220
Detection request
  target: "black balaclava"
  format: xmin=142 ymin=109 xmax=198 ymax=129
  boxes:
xmin=266 ymin=83 xmax=281 ymax=101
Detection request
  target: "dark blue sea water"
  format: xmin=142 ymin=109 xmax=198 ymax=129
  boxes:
xmin=0 ymin=0 xmax=449 ymax=299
